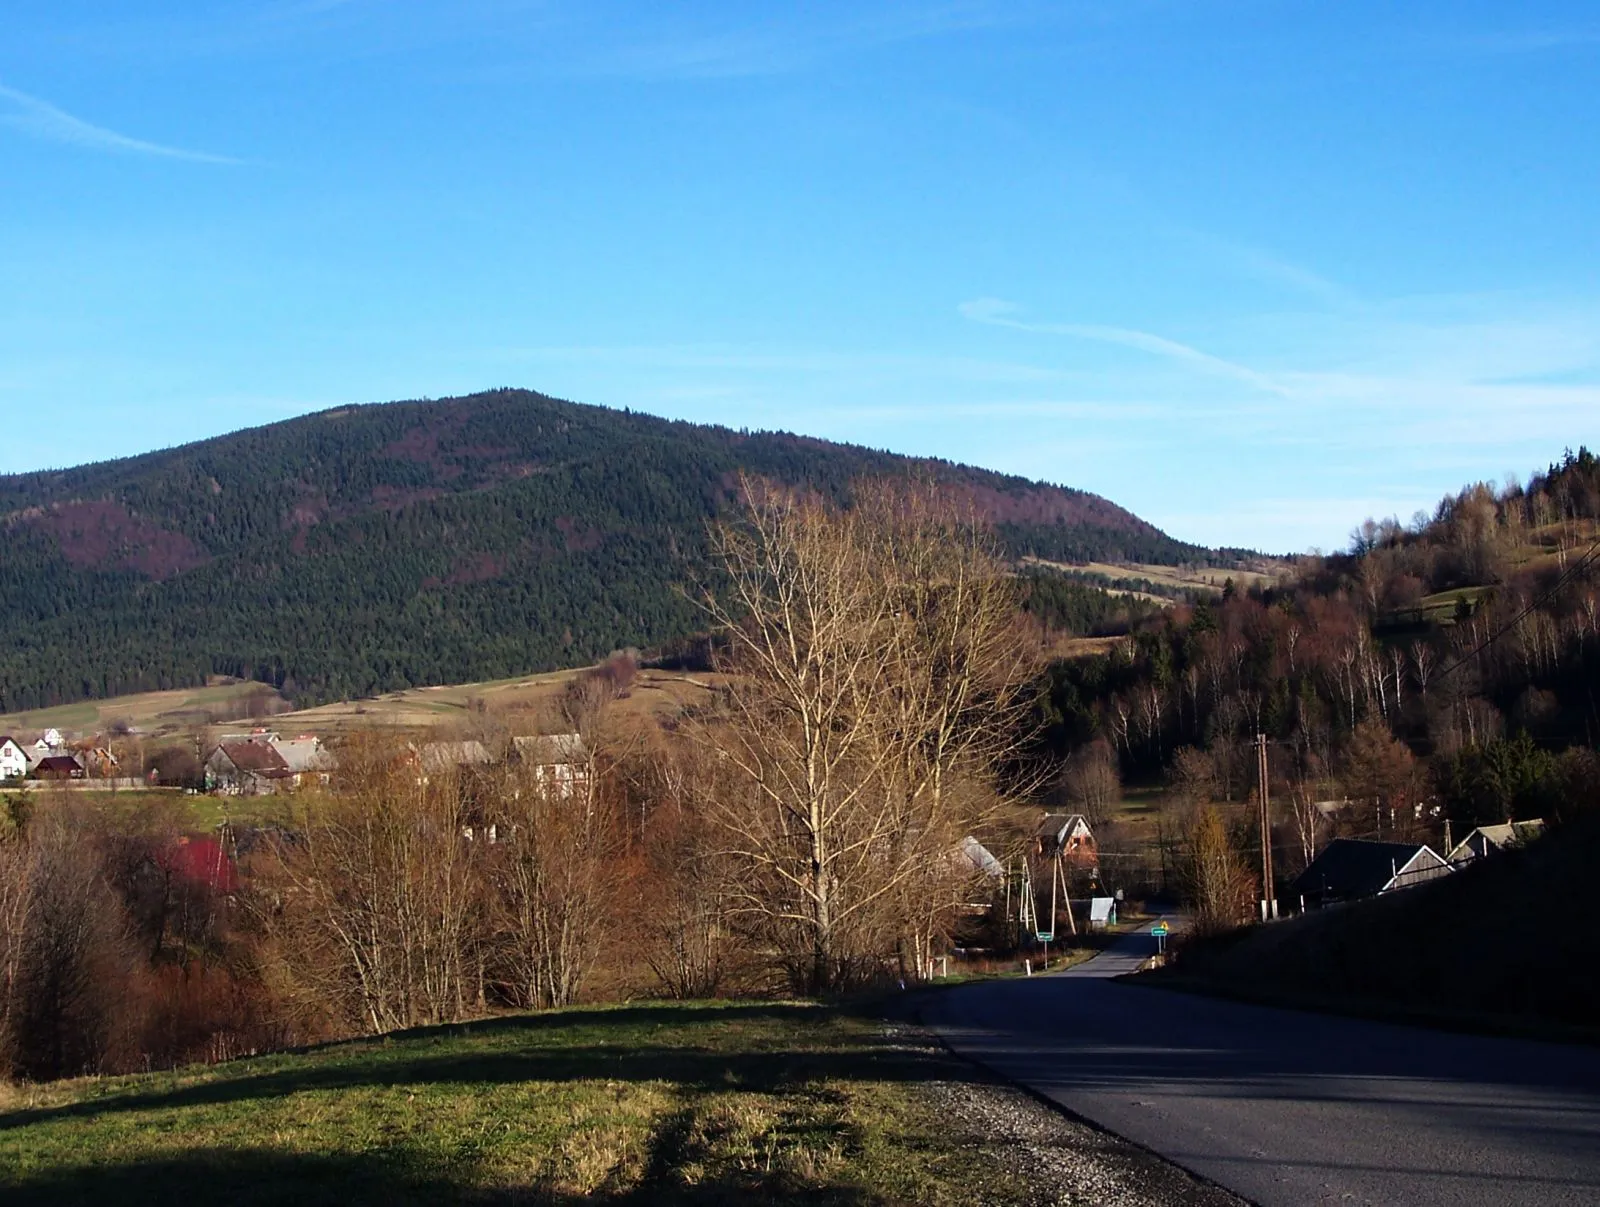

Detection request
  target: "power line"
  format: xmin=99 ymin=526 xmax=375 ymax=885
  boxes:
xmin=1431 ymin=535 xmax=1600 ymax=685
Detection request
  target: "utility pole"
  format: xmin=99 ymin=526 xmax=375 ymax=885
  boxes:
xmin=1047 ymin=849 xmax=1059 ymax=968
xmin=1004 ymin=857 xmax=1013 ymax=927
xmin=1257 ymin=732 xmax=1277 ymax=920
xmin=1060 ymin=854 xmax=1077 ymax=937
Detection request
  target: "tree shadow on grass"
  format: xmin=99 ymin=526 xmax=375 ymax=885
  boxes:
xmin=0 ymin=1001 xmax=986 ymax=1134
xmin=2 ymin=1146 xmax=900 ymax=1206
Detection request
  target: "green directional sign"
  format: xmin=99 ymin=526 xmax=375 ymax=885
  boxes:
xmin=1151 ymin=921 xmax=1170 ymax=937
xmin=1035 ymin=932 xmax=1053 ymax=943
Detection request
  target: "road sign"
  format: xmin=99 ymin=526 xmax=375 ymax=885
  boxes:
xmin=1151 ymin=921 xmax=1170 ymax=938
xmin=1035 ymin=932 xmax=1053 ymax=943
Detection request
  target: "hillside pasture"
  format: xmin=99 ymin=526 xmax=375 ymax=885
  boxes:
xmin=1020 ymin=557 xmax=1285 ymax=599
xmin=0 ymin=1001 xmax=1044 ymax=1206
xmin=0 ymin=666 xmax=725 ymax=746
xmin=272 ymin=667 xmax=726 ymax=736
xmin=0 ymin=680 xmax=289 ymax=741
xmin=1079 ymin=560 xmax=1285 ymax=593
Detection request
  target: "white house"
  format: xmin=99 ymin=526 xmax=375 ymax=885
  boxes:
xmin=0 ymin=737 xmax=28 ymax=780
xmin=33 ymin=728 xmax=64 ymax=754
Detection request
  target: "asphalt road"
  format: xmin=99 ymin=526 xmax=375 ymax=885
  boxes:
xmin=925 ymin=924 xmax=1600 ymax=1206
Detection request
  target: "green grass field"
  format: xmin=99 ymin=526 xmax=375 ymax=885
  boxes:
xmin=0 ymin=1000 xmax=1039 ymax=1206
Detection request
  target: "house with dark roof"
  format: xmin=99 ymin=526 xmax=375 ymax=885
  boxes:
xmin=206 ymin=740 xmax=294 ymax=795
xmin=34 ymin=754 xmax=85 ymax=780
xmin=1292 ymin=838 xmax=1452 ymax=907
xmin=1447 ymin=820 xmax=1545 ymax=866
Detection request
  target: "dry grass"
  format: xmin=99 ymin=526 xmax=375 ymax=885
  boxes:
xmin=1019 ymin=556 xmax=1287 ymax=600
xmin=1076 ymin=560 xmax=1284 ymax=593
xmin=0 ymin=680 xmax=288 ymax=741
xmin=268 ymin=668 xmax=726 ymax=738
xmin=0 ymin=668 xmax=728 ymax=746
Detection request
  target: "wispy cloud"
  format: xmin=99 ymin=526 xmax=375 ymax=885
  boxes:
xmin=0 ymin=82 xmax=243 ymax=163
xmin=1165 ymin=226 xmax=1357 ymax=308
xmin=959 ymin=297 xmax=1289 ymax=395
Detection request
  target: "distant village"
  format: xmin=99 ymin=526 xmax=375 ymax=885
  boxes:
xmin=0 ymin=726 xmax=338 ymax=793
xmin=0 ymin=722 xmax=1539 ymax=922
xmin=0 ymin=726 xmax=592 ymax=799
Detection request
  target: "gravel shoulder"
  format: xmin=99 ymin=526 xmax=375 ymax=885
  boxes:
xmin=886 ymin=1020 xmax=1247 ymax=1207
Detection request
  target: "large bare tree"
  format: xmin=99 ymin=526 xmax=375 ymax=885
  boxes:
xmin=696 ymin=476 xmax=1034 ymax=992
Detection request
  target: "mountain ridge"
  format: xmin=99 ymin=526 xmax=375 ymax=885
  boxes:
xmin=0 ymin=389 xmax=1217 ymax=711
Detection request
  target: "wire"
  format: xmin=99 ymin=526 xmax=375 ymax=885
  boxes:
xmin=1430 ymin=535 xmax=1600 ymax=685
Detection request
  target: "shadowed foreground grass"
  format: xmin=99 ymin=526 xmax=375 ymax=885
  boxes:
xmin=0 ymin=1001 xmax=1031 ymax=1205
xmin=1146 ymin=814 xmax=1600 ymax=1043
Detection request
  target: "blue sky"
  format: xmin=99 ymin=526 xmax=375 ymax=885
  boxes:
xmin=2 ymin=1 xmax=1597 ymax=552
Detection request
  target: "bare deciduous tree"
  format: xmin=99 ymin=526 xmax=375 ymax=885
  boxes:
xmin=1 ymin=798 xmax=135 ymax=1080
xmin=486 ymin=741 xmax=625 ymax=1011
xmin=272 ymin=737 xmax=480 ymax=1033
xmin=695 ymin=476 xmax=1034 ymax=992
xmin=1061 ymin=738 xmax=1121 ymax=830
xmin=634 ymin=739 xmax=736 ymax=999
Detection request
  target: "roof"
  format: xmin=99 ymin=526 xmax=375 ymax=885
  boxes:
xmin=35 ymin=755 xmax=83 ymax=773
xmin=418 ymin=740 xmax=492 ymax=773
xmin=215 ymin=741 xmax=292 ymax=776
xmin=159 ymin=835 xmax=239 ymax=893
xmin=1034 ymin=812 xmax=1090 ymax=843
xmin=271 ymin=736 xmax=333 ymax=774
xmin=1292 ymin=838 xmax=1448 ymax=901
xmin=514 ymin=733 xmax=587 ymax=765
xmin=956 ymin=836 xmax=1004 ymax=879
xmin=0 ymin=735 xmax=22 ymax=751
xmin=1448 ymin=820 xmax=1545 ymax=863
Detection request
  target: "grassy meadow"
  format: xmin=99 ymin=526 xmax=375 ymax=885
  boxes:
xmin=271 ymin=667 xmax=725 ymax=737
xmin=0 ymin=681 xmax=289 ymax=742
xmin=0 ymin=667 xmax=725 ymax=747
xmin=0 ymin=1000 xmax=1042 ymax=1206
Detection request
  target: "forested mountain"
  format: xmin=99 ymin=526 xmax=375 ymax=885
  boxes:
xmin=0 ymin=388 xmax=1211 ymax=711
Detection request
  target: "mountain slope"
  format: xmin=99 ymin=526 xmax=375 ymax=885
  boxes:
xmin=0 ymin=389 xmax=1207 ymax=710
